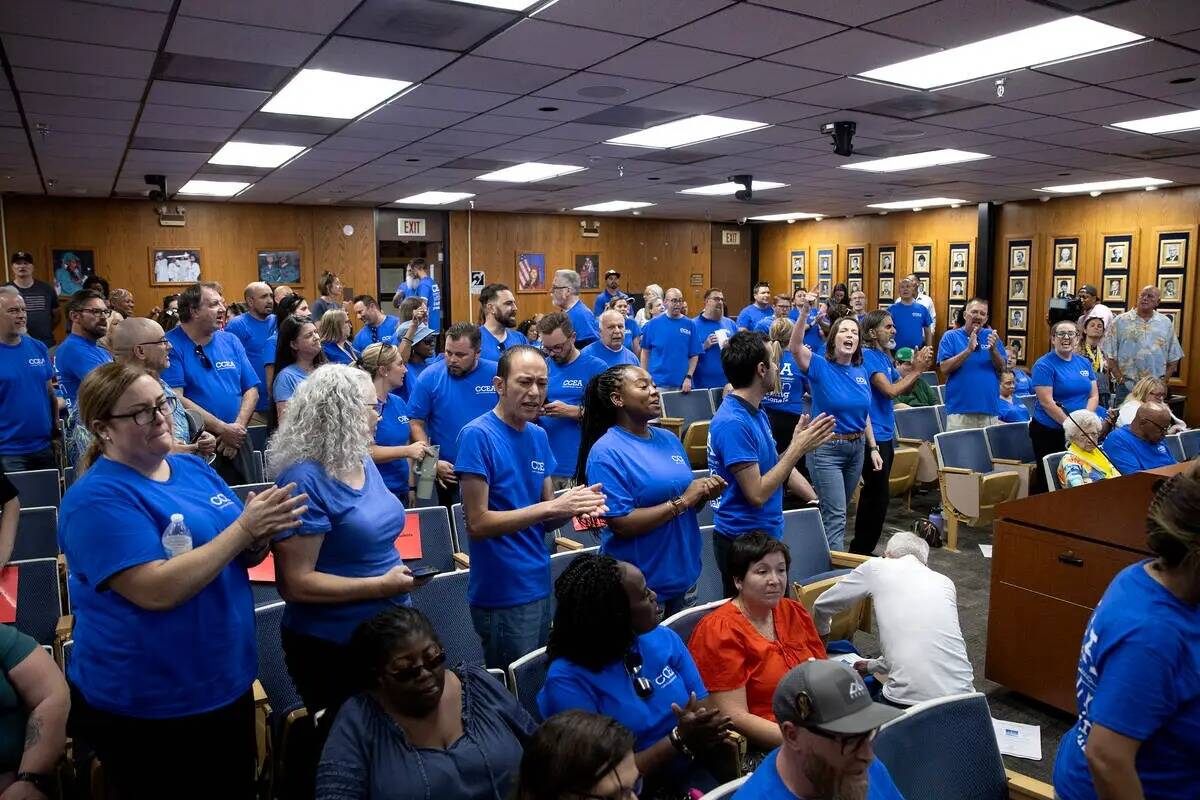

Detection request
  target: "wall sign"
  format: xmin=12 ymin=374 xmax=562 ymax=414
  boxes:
xmin=397 ymin=217 xmax=427 ymax=237
xmin=469 ymin=270 xmax=486 ymax=294
xmin=721 ymin=230 xmax=741 ymax=246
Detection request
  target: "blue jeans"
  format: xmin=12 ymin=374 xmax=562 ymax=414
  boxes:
xmin=658 ymin=583 xmax=700 ymax=621
xmin=806 ymin=438 xmax=865 ymax=551
xmin=470 ymin=596 xmax=552 ymax=670
xmin=0 ymin=446 xmax=56 ymax=473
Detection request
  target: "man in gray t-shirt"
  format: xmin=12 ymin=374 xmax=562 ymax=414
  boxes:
xmin=4 ymin=252 xmax=59 ymax=348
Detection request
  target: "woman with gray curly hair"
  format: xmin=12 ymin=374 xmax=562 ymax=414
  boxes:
xmin=267 ymin=364 xmax=431 ymax=756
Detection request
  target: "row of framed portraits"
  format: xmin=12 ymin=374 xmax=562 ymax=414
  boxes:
xmin=789 ymin=241 xmax=971 ymax=303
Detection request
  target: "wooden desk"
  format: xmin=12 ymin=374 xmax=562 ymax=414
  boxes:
xmin=985 ymin=463 xmax=1189 ymax=713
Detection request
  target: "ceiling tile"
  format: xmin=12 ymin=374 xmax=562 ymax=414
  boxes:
xmin=21 ymin=113 xmax=132 ymax=136
xmin=538 ymin=73 xmax=672 ymax=105
xmin=176 ymin=0 xmax=361 ymax=34
xmin=140 ymin=104 xmax=253 ymax=128
xmin=863 ymin=0 xmax=1063 ymax=48
xmin=21 ymin=92 xmax=140 ymax=121
xmin=1105 ymin=67 xmax=1200 ymax=99
xmin=778 ymin=77 xmax=920 ymax=108
xmin=982 ymin=115 xmax=1094 ymax=138
xmin=1062 ymin=97 xmax=1196 ymax=125
xmin=1165 ymin=27 xmax=1200 ymax=51
xmin=402 ymin=85 xmax=519 ymax=113
xmin=2 ymin=35 xmax=156 ymax=79
xmin=747 ymin=0 xmax=932 ymax=27
xmin=1090 ymin=0 xmax=1200 ymax=38
xmin=661 ymin=4 xmax=844 ymax=57
xmin=0 ymin=0 xmax=168 ymax=50
xmin=635 ymin=86 xmax=756 ymax=114
xmin=940 ymin=71 xmax=1087 ymax=106
xmin=454 ymin=114 xmax=562 ymax=136
xmin=1037 ymin=42 xmax=1200 ymax=84
xmin=694 ymin=61 xmax=837 ymax=96
xmin=488 ymin=96 xmax=612 ymax=123
xmin=306 ymin=37 xmax=458 ymax=82
xmin=367 ymin=104 xmax=474 ymax=128
xmin=152 ymin=53 xmax=291 ymax=91
xmin=920 ymin=105 xmax=1043 ymax=130
xmin=136 ymin=120 xmax=233 ymax=141
xmin=1007 ymin=85 xmax=1145 ymax=115
xmin=539 ymin=0 xmax=733 ymax=37
xmin=146 ymin=80 xmax=269 ymax=111
xmin=12 ymin=68 xmax=145 ymax=102
xmin=426 ymin=56 xmax=570 ymax=94
xmin=165 ymin=16 xmax=324 ymax=67
xmin=768 ymin=29 xmax=937 ymax=75
xmin=231 ymin=129 xmax=327 ymax=147
xmin=593 ymin=41 xmax=749 ymax=83
xmin=335 ymin=0 xmax=515 ymax=51
xmin=472 ymin=20 xmax=641 ymax=70
xmin=722 ymin=98 xmax=831 ymax=124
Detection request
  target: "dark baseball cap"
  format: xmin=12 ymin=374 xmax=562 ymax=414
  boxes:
xmin=1078 ymin=284 xmax=1098 ymax=297
xmin=10 ymin=251 xmax=33 ymax=264
xmin=604 ymin=269 xmax=621 ymax=278
xmin=773 ymin=660 xmax=902 ymax=735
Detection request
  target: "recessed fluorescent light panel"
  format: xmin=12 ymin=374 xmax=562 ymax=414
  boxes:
xmin=748 ymin=212 xmax=825 ymax=221
xmin=208 ymin=142 xmax=306 ymax=168
xmin=679 ymin=180 xmax=788 ymax=196
xmin=178 ymin=180 xmax=251 ymax=197
xmin=1112 ymin=109 xmax=1200 ymax=135
xmin=605 ymin=115 xmax=770 ymax=149
xmin=572 ymin=201 xmax=655 ymax=212
xmin=447 ymin=0 xmax=541 ymax=9
xmin=262 ymin=69 xmax=413 ymax=119
xmin=1037 ymin=177 xmax=1172 ymax=193
xmin=859 ymin=16 xmax=1143 ymax=90
xmin=866 ymin=197 xmax=965 ymax=210
xmin=841 ymin=149 xmax=991 ymax=173
xmin=475 ymin=162 xmax=587 ymax=182
xmin=394 ymin=191 xmax=476 ymax=205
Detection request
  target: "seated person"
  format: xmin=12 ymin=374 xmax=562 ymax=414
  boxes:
xmin=1102 ymin=402 xmax=1177 ymax=475
xmin=891 ymin=348 xmax=937 ymax=408
xmin=997 ymin=369 xmax=1031 ymax=423
xmin=1007 ymin=351 xmax=1033 ymax=395
xmin=688 ymin=533 xmax=826 ymax=751
xmin=538 ymin=554 xmax=732 ymax=795
xmin=1116 ymin=377 xmax=1185 ymax=432
xmin=1059 ymin=410 xmax=1119 ymax=488
xmin=0 ymin=624 xmax=69 ymax=795
xmin=733 ymin=661 xmax=905 ymax=799
xmin=317 ymin=607 xmax=535 ymax=799
xmin=813 ymin=532 xmax=975 ymax=707
xmin=515 ymin=711 xmax=638 ymax=800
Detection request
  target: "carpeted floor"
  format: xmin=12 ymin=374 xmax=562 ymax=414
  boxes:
xmin=846 ymin=486 xmax=1076 ymax=784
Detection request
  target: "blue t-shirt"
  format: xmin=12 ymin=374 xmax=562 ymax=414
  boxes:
xmin=454 ymin=411 xmax=555 ymax=608
xmin=802 ymin=355 xmax=870 ymax=435
xmin=160 ymin=328 xmax=259 ymax=424
xmin=753 ymin=314 xmax=787 ymax=335
xmin=565 ymin=300 xmax=599 ymax=347
xmin=538 ymin=626 xmax=706 ymax=752
xmin=862 ymin=348 xmax=899 ymax=442
xmin=580 ymin=341 xmax=638 ymax=368
xmin=691 ymin=315 xmax=737 ymax=389
xmin=405 ymin=358 xmax=498 ymax=463
xmin=1031 ymin=353 xmax=1095 ymax=429
xmin=736 ymin=303 xmax=772 ymax=331
xmin=272 ymin=363 xmax=310 ymax=404
xmin=352 ymin=315 xmax=399 ymax=353
xmin=937 ymin=328 xmax=1006 ymax=417
xmin=998 ymin=396 xmax=1031 ymax=423
xmin=586 ymin=427 xmax=702 ymax=598
xmin=0 ymin=336 xmax=53 ymax=455
xmin=592 ymin=289 xmax=630 ymax=317
xmin=274 ymin=458 xmax=409 ymax=644
xmin=623 ymin=315 xmax=642 ymax=350
xmin=735 ymin=750 xmax=904 ymax=800
xmin=888 ymin=300 xmax=931 ymax=350
xmin=405 ymin=355 xmax=441 ymax=399
xmin=761 ymin=352 xmax=808 ymax=417
xmin=55 ymin=332 xmax=112 ymax=409
xmin=541 ymin=353 xmax=606 ymax=478
xmin=1013 ymin=368 xmax=1034 ymax=396
xmin=322 ymin=341 xmax=356 ymax=366
xmin=1100 ymin=426 xmax=1175 ymax=476
xmin=479 ymin=326 xmax=528 ymax=363
xmin=374 ymin=393 xmax=411 ymax=494
xmin=224 ymin=313 xmax=276 ymax=412
xmin=1053 ymin=561 xmax=1200 ymax=800
xmin=709 ymin=394 xmax=783 ymax=539
xmin=60 ymin=454 xmax=254 ymax=717
xmin=790 ymin=308 xmax=825 ymax=352
xmin=416 ymin=276 xmax=441 ymax=331
xmin=641 ymin=315 xmax=700 ymax=388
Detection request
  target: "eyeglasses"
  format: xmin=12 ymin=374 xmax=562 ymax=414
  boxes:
xmin=1054 ymin=331 xmax=1079 ymax=340
xmin=1144 ymin=418 xmax=1172 ymax=435
xmin=579 ymin=776 xmax=644 ymax=800
xmin=551 ymin=284 xmax=571 ymax=292
xmin=369 ymin=399 xmax=385 ymax=416
xmin=79 ymin=307 xmax=111 ymax=317
xmin=105 ymin=395 xmax=179 ymax=426
xmin=389 ymin=649 xmax=447 ymax=682
xmin=193 ymin=344 xmax=213 ymax=369
xmin=624 ymin=650 xmax=653 ymax=699
xmin=137 ymin=339 xmax=170 ymax=348
xmin=807 ymin=726 xmax=878 ymax=754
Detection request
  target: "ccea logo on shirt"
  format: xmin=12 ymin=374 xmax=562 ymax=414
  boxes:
xmin=1079 ymin=370 xmax=1090 ymax=378
xmin=654 ymin=665 xmax=678 ymax=688
xmin=27 ymin=357 xmax=46 ymax=367
xmin=678 ymin=327 xmax=691 ymax=336
xmin=854 ymin=376 xmax=868 ymax=385
xmin=209 ymin=493 xmax=234 ymax=508
xmin=213 ymin=360 xmax=237 ymax=371
xmin=670 ymin=454 xmax=686 ymax=465
xmin=561 ymin=379 xmax=585 ymax=389
xmin=530 ymin=460 xmax=546 ymax=474
xmin=397 ymin=414 xmax=409 ymax=425
xmin=474 ymin=384 xmax=497 ymax=394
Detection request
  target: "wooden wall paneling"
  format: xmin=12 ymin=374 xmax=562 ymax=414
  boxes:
xmin=710 ymin=223 xmax=750 ymax=316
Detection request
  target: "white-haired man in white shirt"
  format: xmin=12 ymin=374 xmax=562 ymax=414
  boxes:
xmin=813 ymin=531 xmax=975 ymax=707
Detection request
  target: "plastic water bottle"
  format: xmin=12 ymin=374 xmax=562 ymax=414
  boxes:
xmin=162 ymin=513 xmax=193 ymax=558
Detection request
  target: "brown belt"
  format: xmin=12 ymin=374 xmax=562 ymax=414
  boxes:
xmin=831 ymin=431 xmax=864 ymax=441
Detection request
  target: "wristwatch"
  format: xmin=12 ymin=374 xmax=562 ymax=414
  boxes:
xmin=16 ymin=772 xmax=54 ymax=794
xmin=685 ymin=373 xmax=694 ymax=381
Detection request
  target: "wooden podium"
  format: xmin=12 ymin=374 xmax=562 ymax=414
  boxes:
xmin=985 ymin=463 xmax=1189 ymax=713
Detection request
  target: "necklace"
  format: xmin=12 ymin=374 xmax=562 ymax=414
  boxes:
xmin=734 ymin=597 xmax=776 ymax=641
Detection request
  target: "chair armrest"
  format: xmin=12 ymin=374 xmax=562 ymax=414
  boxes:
xmin=1006 ymin=769 xmax=1055 ymax=799
xmin=653 ymin=417 xmax=685 ymax=439
xmin=939 ymin=466 xmax=973 ymax=475
xmin=896 ymin=437 xmax=924 ymax=448
xmin=991 ymin=457 xmax=1024 ymax=466
xmin=554 ymin=537 xmax=584 ymax=552
xmin=453 ymin=553 xmax=471 ymax=570
xmin=252 ymin=680 xmax=269 ymax=707
xmin=55 ymin=614 xmax=74 ymax=641
xmin=829 ymin=551 xmax=870 ymax=568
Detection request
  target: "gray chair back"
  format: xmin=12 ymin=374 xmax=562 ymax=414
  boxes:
xmin=7 ymin=469 xmax=60 ymax=508
xmin=14 ymin=507 xmax=58 ymax=561
xmin=508 ymin=647 xmax=548 ymax=723
xmin=412 ymin=570 xmax=485 ymax=668
xmin=663 ymin=599 xmax=727 ymax=645
xmin=1044 ymin=451 xmax=1067 ymax=491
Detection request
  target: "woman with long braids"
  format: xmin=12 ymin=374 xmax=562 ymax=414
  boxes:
xmin=853 ymin=310 xmax=933 ymax=555
xmin=537 ymin=554 xmax=732 ymax=796
xmin=575 ymin=365 xmax=726 ymax=617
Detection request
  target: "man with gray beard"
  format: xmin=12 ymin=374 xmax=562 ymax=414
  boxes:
xmin=734 ymin=661 xmax=905 ymax=800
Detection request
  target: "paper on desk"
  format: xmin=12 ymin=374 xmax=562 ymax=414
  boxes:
xmin=828 ymin=652 xmax=864 ymax=667
xmin=992 ymin=718 xmax=1041 ymax=760
xmin=979 ymin=544 xmax=993 ymax=558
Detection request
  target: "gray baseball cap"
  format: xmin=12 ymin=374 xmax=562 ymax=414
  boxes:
xmin=398 ymin=320 xmax=435 ymax=345
xmin=773 ymin=660 xmax=903 ymax=735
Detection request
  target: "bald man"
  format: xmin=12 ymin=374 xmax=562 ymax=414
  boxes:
xmin=1104 ymin=285 xmax=1184 ymax=405
xmin=640 ymin=287 xmax=699 ymax=390
xmin=225 ymin=281 xmax=277 ymax=424
xmin=109 ymin=317 xmax=217 ymax=457
xmin=580 ymin=309 xmax=638 ymax=367
xmin=1102 ymin=401 xmax=1175 ymax=475
xmin=273 ymin=284 xmax=293 ymax=304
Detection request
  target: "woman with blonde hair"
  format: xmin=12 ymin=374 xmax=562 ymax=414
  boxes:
xmin=318 ymin=308 xmax=357 ymax=365
xmin=634 ymin=283 xmax=663 ymax=327
xmin=1058 ymin=409 xmax=1119 ymax=488
xmin=267 ymin=364 xmax=431 ymax=753
xmin=311 ymin=270 xmax=344 ymax=321
xmin=1116 ymin=377 xmax=1185 ymax=432
xmin=358 ymin=343 xmax=436 ymax=503
xmin=761 ymin=318 xmax=808 ymax=454
xmin=60 ymin=361 xmax=305 ymax=797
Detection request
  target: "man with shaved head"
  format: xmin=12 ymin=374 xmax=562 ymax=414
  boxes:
xmin=581 ymin=308 xmax=638 ymax=367
xmin=1101 ymin=401 xmax=1175 ymax=475
xmin=224 ymin=281 xmax=276 ymax=425
xmin=1104 ymin=285 xmax=1183 ymax=406
xmin=640 ymin=287 xmax=700 ymax=391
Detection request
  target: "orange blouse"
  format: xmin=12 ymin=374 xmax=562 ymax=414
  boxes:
xmin=687 ymin=599 xmax=827 ymax=722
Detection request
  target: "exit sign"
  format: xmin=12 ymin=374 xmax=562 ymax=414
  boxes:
xmin=398 ymin=217 xmax=426 ymax=237
xmin=722 ymin=230 xmax=741 ymax=245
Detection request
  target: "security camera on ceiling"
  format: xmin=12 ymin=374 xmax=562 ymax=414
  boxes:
xmin=729 ymin=174 xmax=753 ymax=201
xmin=820 ymin=121 xmax=856 ymax=157
xmin=145 ymin=174 xmax=167 ymax=203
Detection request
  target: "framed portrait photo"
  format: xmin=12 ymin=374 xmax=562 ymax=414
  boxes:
xmin=51 ymin=248 xmax=97 ymax=295
xmin=878 ymin=246 xmax=896 ymax=275
xmin=1106 ymin=241 xmax=1128 ymax=269
xmin=817 ymin=249 xmax=833 ymax=276
xmin=1103 ymin=275 xmax=1126 ymax=302
xmin=1009 ymin=276 xmax=1028 ymax=301
xmin=1053 ymin=241 xmax=1077 ymax=273
xmin=1007 ymin=306 xmax=1027 ymax=331
xmin=150 ymin=247 xmax=202 ymax=286
xmin=1157 ymin=274 xmax=1183 ymax=302
xmin=790 ymin=249 xmax=806 ymax=278
xmin=574 ymin=253 xmax=600 ymax=290
xmin=911 ymin=244 xmax=932 ymax=274
xmin=1159 ymin=308 xmax=1180 ymax=335
xmin=1054 ymin=276 xmax=1076 ymax=298
xmin=1009 ymin=244 xmax=1030 ymax=272
xmin=1159 ymin=237 xmax=1185 ymax=268
xmin=257 ymin=249 xmax=301 ymax=285
xmin=878 ymin=277 xmax=894 ymax=300
xmin=949 ymin=245 xmax=969 ymax=275
xmin=516 ymin=251 xmax=546 ymax=293
xmin=848 ymin=278 xmax=862 ymax=294
xmin=846 ymin=246 xmax=864 ymax=276
xmin=818 ymin=279 xmax=831 ymax=298
xmin=949 ymin=278 xmax=967 ymax=300
xmin=948 ymin=303 xmax=963 ymax=325
xmin=1007 ymin=336 xmax=1026 ymax=363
